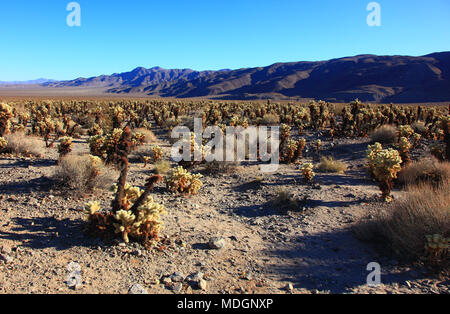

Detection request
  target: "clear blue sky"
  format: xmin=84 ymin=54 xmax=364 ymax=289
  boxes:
xmin=1 ymin=0 xmax=449 ymax=81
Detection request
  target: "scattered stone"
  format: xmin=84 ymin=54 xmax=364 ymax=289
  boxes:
xmin=162 ymin=277 xmax=172 ymax=285
xmin=170 ymin=272 xmax=185 ymax=282
xmin=1 ymin=244 xmax=12 ymax=255
xmin=186 ymin=272 xmax=204 ymax=283
xmin=208 ymin=237 xmax=226 ymax=250
xmin=128 ymin=284 xmax=148 ymax=294
xmin=286 ymin=283 xmax=294 ymax=292
xmin=198 ymin=279 xmax=207 ymax=291
xmin=132 ymin=249 xmax=142 ymax=257
xmin=0 ymin=254 xmax=13 ymax=264
xmin=172 ymin=282 xmax=183 ymax=293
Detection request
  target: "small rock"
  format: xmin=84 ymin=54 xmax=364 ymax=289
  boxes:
xmin=1 ymin=245 xmax=12 ymax=255
xmin=0 ymin=254 xmax=13 ymax=264
xmin=128 ymin=284 xmax=148 ymax=294
xmin=133 ymin=249 xmax=142 ymax=257
xmin=198 ymin=279 xmax=207 ymax=291
xmin=172 ymin=282 xmax=183 ymax=293
xmin=186 ymin=272 xmax=204 ymax=283
xmin=170 ymin=272 xmax=185 ymax=282
xmin=208 ymin=237 xmax=226 ymax=250
xmin=162 ymin=277 xmax=172 ymax=285
xmin=286 ymin=283 xmax=294 ymax=292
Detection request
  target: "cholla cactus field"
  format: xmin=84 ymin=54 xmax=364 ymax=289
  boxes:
xmin=0 ymin=98 xmax=448 ymax=294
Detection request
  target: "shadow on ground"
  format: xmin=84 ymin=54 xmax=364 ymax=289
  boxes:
xmin=263 ymin=228 xmax=426 ymax=293
xmin=0 ymin=158 xmax=56 ymax=169
xmin=0 ymin=176 xmax=54 ymax=195
xmin=0 ymin=217 xmax=100 ymax=250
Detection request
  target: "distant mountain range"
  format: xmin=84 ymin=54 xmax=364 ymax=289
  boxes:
xmin=0 ymin=78 xmax=56 ymax=85
xmin=21 ymin=52 xmax=450 ymax=102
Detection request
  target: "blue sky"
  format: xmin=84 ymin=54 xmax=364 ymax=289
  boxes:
xmin=0 ymin=0 xmax=449 ymax=81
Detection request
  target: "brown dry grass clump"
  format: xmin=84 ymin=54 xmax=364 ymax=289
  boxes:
xmin=273 ymin=188 xmax=299 ymax=211
xmin=398 ymin=158 xmax=450 ymax=188
xmin=4 ymin=132 xmax=45 ymax=157
xmin=356 ymin=180 xmax=449 ymax=271
xmin=53 ymin=154 xmax=118 ymax=194
xmin=370 ymin=125 xmax=398 ymax=144
xmin=154 ymin=160 xmax=171 ymax=175
xmin=317 ymin=157 xmax=347 ymax=173
xmin=261 ymin=113 xmax=280 ymax=126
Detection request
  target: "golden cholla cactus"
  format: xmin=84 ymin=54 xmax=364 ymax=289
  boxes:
xmin=425 ymin=234 xmax=449 ymax=267
xmin=0 ymin=137 xmax=7 ymax=150
xmin=114 ymin=210 xmax=138 ymax=243
xmin=398 ymin=125 xmax=414 ymax=138
xmin=115 ymin=191 xmax=165 ymax=243
xmin=300 ymin=163 xmax=315 ymax=182
xmin=397 ymin=137 xmax=411 ymax=166
xmin=84 ymin=201 xmax=101 ymax=217
xmin=367 ymin=142 xmax=383 ymax=176
xmin=132 ymin=132 xmax=146 ymax=147
xmin=280 ymin=139 xmax=298 ymax=163
xmin=58 ymin=136 xmax=73 ymax=158
xmin=425 ymin=234 xmax=449 ymax=251
xmin=151 ymin=145 xmax=163 ymax=162
xmin=371 ymin=148 xmax=402 ymax=202
xmin=315 ymin=139 xmax=322 ymax=151
xmin=412 ymin=132 xmax=421 ymax=147
xmin=88 ymin=124 xmax=104 ymax=136
xmin=0 ymin=103 xmax=13 ymax=136
xmin=166 ymin=166 xmax=203 ymax=195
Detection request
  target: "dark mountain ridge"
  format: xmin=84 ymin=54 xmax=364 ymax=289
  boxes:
xmin=44 ymin=52 xmax=450 ymax=102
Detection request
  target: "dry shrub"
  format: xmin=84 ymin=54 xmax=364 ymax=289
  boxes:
xmin=261 ymin=113 xmax=280 ymax=126
xmin=154 ymin=160 xmax=171 ymax=175
xmin=317 ymin=157 xmax=347 ymax=173
xmin=411 ymin=121 xmax=427 ymax=135
xmin=273 ymin=188 xmax=299 ymax=211
xmin=398 ymin=158 xmax=450 ymax=188
xmin=355 ymin=180 xmax=449 ymax=270
xmin=53 ymin=154 xmax=118 ymax=194
xmin=4 ymin=132 xmax=45 ymax=157
xmin=370 ymin=125 xmax=397 ymax=144
xmin=133 ymin=128 xmax=158 ymax=144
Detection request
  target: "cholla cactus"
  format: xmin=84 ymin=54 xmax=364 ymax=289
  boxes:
xmin=0 ymin=137 xmax=7 ymax=151
xmin=425 ymin=234 xmax=449 ymax=267
xmin=370 ymin=148 xmax=402 ymax=202
xmin=281 ymin=139 xmax=299 ymax=164
xmin=86 ymin=176 xmax=165 ymax=244
xmin=398 ymin=125 xmax=414 ymax=138
xmin=151 ymin=145 xmax=163 ymax=162
xmin=300 ymin=163 xmax=315 ymax=182
xmin=166 ymin=166 xmax=203 ymax=195
xmin=412 ymin=132 xmax=421 ymax=147
xmin=367 ymin=142 xmax=383 ymax=177
xmin=84 ymin=201 xmax=101 ymax=217
xmin=58 ymin=136 xmax=73 ymax=159
xmin=315 ymin=139 xmax=322 ymax=152
xmin=112 ymin=183 xmax=166 ymax=243
xmin=397 ymin=137 xmax=411 ymax=166
xmin=88 ymin=128 xmax=144 ymax=165
xmin=88 ymin=124 xmax=104 ymax=136
xmin=0 ymin=103 xmax=13 ymax=136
